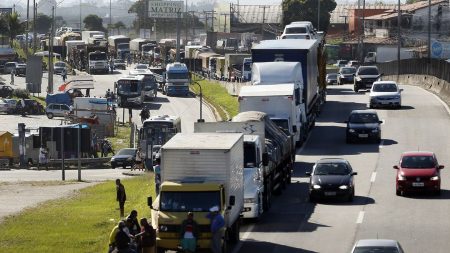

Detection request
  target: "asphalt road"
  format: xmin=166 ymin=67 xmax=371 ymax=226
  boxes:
xmin=236 ymin=84 xmax=450 ymax=253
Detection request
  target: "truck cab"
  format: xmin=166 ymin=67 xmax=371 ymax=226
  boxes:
xmin=242 ymin=58 xmax=252 ymax=82
xmin=115 ymin=75 xmax=145 ymax=107
xmin=87 ymin=50 xmax=108 ymax=74
xmin=164 ymin=62 xmax=190 ymax=96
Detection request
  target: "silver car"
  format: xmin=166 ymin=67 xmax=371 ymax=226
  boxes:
xmin=45 ymin=103 xmax=72 ymax=119
xmin=4 ymin=62 xmax=17 ymax=74
xmin=351 ymin=239 xmax=404 ymax=253
xmin=369 ymin=81 xmax=402 ymax=109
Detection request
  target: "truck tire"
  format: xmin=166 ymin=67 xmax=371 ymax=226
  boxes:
xmin=156 ymin=247 xmax=165 ymax=253
xmin=229 ymin=220 xmax=240 ymax=243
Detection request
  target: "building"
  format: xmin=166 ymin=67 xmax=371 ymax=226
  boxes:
xmin=363 ymin=0 xmax=450 ymax=40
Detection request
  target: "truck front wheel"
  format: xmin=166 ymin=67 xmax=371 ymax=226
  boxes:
xmin=156 ymin=247 xmax=165 ymax=253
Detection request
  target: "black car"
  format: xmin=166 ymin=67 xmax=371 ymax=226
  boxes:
xmin=337 ymin=67 xmax=356 ymax=85
xmin=111 ymin=148 xmax=137 ymax=169
xmin=15 ymin=63 xmax=26 ymax=76
xmin=353 ymin=66 xmax=381 ymax=92
xmin=306 ymin=158 xmax=357 ymax=202
xmin=113 ymin=59 xmax=126 ymax=70
xmin=0 ymin=85 xmax=14 ymax=98
xmin=346 ymin=110 xmax=382 ymax=143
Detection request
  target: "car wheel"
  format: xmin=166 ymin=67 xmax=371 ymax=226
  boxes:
xmin=369 ymin=103 xmax=374 ymax=109
xmin=354 ymin=86 xmax=359 ymax=92
xmin=47 ymin=113 xmax=54 ymax=119
xmin=111 ymin=166 xmax=115 ymax=169
xmin=348 ymin=190 xmax=354 ymax=202
xmin=376 ymin=137 xmax=381 ymax=144
xmin=346 ymin=135 xmax=352 ymax=144
xmin=396 ymin=188 xmax=402 ymax=196
xmin=309 ymin=194 xmax=317 ymax=203
xmin=435 ymin=189 xmax=441 ymax=196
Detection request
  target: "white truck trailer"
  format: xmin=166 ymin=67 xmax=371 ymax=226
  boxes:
xmin=149 ymin=132 xmax=244 ymax=252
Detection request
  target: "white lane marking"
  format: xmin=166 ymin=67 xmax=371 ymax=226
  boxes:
xmin=356 ymin=211 xmax=365 ymax=224
xmin=232 ymin=223 xmax=255 ymax=253
xmin=370 ymin=172 xmax=377 ymax=183
xmin=379 ymin=139 xmax=384 ymax=149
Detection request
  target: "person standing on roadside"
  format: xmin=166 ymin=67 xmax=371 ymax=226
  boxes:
xmin=116 ymin=179 xmax=127 ymax=217
xmin=38 ymin=145 xmax=49 ymax=170
xmin=10 ymin=69 xmax=15 ymax=85
xmin=62 ymin=68 xmax=67 ymax=82
xmin=153 ymin=158 xmax=161 ymax=195
xmin=180 ymin=212 xmax=199 ymax=253
xmin=206 ymin=206 xmax=224 ymax=253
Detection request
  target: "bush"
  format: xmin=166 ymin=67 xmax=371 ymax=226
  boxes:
xmin=12 ymin=88 xmax=30 ymax=99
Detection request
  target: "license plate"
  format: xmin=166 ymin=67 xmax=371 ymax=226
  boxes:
xmin=358 ymin=134 xmax=369 ymax=138
xmin=412 ymin=182 xmax=424 ymax=187
xmin=324 ymin=192 xmax=336 ymax=196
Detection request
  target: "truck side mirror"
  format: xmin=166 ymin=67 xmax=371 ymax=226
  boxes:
xmin=292 ymin=125 xmax=297 ymax=133
xmin=262 ymin=152 xmax=269 ymax=166
xmin=229 ymin=196 xmax=235 ymax=207
xmin=147 ymin=196 xmax=153 ymax=208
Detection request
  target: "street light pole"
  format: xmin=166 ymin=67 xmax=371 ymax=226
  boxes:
xmin=397 ymin=0 xmax=401 ymax=76
xmin=193 ymin=81 xmax=203 ymax=122
xmin=428 ymin=0 xmax=431 ymax=63
xmin=317 ymin=0 xmax=320 ymax=30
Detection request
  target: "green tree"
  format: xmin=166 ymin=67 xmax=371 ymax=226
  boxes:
xmin=114 ymin=21 xmax=126 ymax=34
xmin=6 ymin=12 xmax=24 ymax=46
xmin=33 ymin=13 xmax=52 ymax=34
xmin=83 ymin=14 xmax=106 ymax=32
xmin=282 ymin=0 xmax=337 ymax=32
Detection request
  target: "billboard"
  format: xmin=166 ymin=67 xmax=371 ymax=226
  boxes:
xmin=148 ymin=1 xmax=184 ymax=18
xmin=26 ymin=56 xmax=43 ymax=93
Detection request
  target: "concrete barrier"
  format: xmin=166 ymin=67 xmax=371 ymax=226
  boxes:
xmin=385 ymin=74 xmax=450 ymax=107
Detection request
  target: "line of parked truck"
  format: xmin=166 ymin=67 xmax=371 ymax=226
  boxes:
xmin=141 ymin=27 xmax=327 ymax=252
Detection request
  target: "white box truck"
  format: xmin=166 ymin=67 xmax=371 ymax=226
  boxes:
xmin=149 ymin=133 xmax=244 ymax=252
xmin=239 ymin=83 xmax=301 ymax=146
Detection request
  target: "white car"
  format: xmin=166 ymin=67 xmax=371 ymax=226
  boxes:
xmin=369 ymin=81 xmax=402 ymax=109
xmin=280 ymin=22 xmax=316 ymax=39
xmin=242 ymin=167 xmax=264 ymax=219
xmin=351 ymin=239 xmax=404 ymax=253
xmin=0 ymin=99 xmax=9 ymax=113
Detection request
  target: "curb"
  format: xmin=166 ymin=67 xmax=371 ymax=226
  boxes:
xmin=122 ymin=171 xmax=148 ymax=176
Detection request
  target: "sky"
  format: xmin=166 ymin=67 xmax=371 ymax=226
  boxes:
xmin=6 ymin=0 xmax=404 ymax=8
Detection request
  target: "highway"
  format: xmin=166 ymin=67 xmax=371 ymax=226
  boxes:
xmin=236 ymin=84 xmax=450 ymax=253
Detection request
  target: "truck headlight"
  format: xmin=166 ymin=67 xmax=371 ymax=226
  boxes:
xmin=159 ymin=225 xmax=168 ymax=232
xmin=312 ymin=184 xmax=321 ymax=189
xmin=339 ymin=185 xmax=349 ymax=190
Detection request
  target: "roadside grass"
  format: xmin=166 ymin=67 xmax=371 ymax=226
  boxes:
xmin=0 ymin=174 xmax=155 ymax=253
xmin=190 ymin=78 xmax=239 ymax=120
xmin=108 ymin=124 xmax=131 ymax=152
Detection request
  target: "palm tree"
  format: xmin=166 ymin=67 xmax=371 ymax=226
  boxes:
xmin=114 ymin=21 xmax=126 ymax=35
xmin=6 ymin=12 xmax=24 ymax=46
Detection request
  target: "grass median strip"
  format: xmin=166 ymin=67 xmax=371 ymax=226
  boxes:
xmin=0 ymin=174 xmax=155 ymax=253
xmin=190 ymin=79 xmax=239 ymax=120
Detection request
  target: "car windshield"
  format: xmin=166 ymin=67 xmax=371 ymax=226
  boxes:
xmin=117 ymin=149 xmax=136 ymax=156
xmin=55 ymin=62 xmax=65 ymax=67
xmin=160 ymin=191 xmax=220 ymax=212
xmin=327 ymin=74 xmax=338 ymax=78
xmin=341 ymin=68 xmax=356 ymax=74
xmin=339 ymin=60 xmax=348 ymax=65
xmin=401 ymin=155 xmax=436 ymax=168
xmin=285 ymin=27 xmax=307 ymax=34
xmin=314 ymin=163 xmax=351 ymax=175
xmin=349 ymin=113 xmax=379 ymax=124
xmin=152 ymin=146 xmax=161 ymax=153
xmin=136 ymin=65 xmax=148 ymax=69
xmin=373 ymin=83 xmax=398 ymax=92
xmin=353 ymin=247 xmax=399 ymax=253
xmin=358 ymin=68 xmax=379 ymax=75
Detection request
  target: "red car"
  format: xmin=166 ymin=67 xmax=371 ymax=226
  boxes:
xmin=394 ymin=151 xmax=444 ymax=196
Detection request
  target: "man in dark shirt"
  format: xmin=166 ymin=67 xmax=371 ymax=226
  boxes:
xmin=116 ymin=179 xmax=127 ymax=217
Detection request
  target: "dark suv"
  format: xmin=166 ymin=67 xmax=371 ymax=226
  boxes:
xmin=353 ymin=66 xmax=381 ymax=92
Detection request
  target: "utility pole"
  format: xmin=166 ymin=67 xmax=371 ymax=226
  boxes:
xmin=33 ymin=1 xmax=37 ymax=53
xmin=185 ymin=0 xmax=188 ymax=41
xmin=26 ymin=0 xmax=30 ymax=58
xmin=317 ymin=0 xmax=320 ymax=30
xmin=357 ymin=0 xmax=361 ymax=62
xmin=260 ymin=5 xmax=268 ymax=38
xmin=428 ymin=0 xmax=431 ymax=63
xmin=79 ymin=0 xmax=82 ymax=31
xmin=221 ymin=13 xmax=229 ymax=32
xmin=203 ymin=10 xmax=216 ymax=32
xmin=48 ymin=6 xmax=55 ymax=94
xmin=188 ymin=11 xmax=196 ymax=36
xmin=109 ymin=0 xmax=112 ymax=35
xmin=176 ymin=11 xmax=181 ymax=62
xmin=397 ymin=0 xmax=401 ymax=76
xmin=361 ymin=0 xmax=366 ymax=61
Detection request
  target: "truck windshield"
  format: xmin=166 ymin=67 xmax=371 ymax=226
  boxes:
xmin=118 ymin=80 xmax=140 ymax=93
xmin=243 ymin=63 xmax=251 ymax=71
xmin=89 ymin=53 xmax=106 ymax=61
xmin=143 ymin=75 xmax=157 ymax=91
xmin=285 ymin=27 xmax=307 ymax=34
xmin=160 ymin=191 xmax=221 ymax=212
xmin=118 ymin=43 xmax=129 ymax=50
xmin=244 ymin=142 xmax=257 ymax=168
xmin=271 ymin=119 xmax=290 ymax=135
xmin=142 ymin=122 xmax=176 ymax=144
xmin=167 ymin=72 xmax=189 ymax=79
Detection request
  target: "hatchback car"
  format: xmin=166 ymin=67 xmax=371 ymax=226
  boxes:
xmin=326 ymin=73 xmax=338 ymax=85
xmin=306 ymin=158 xmax=357 ymax=202
xmin=346 ymin=60 xmax=360 ymax=68
xmin=346 ymin=110 xmax=382 ymax=143
xmin=15 ymin=63 xmax=26 ymax=76
xmin=351 ymin=239 xmax=405 ymax=253
xmin=45 ymin=103 xmax=72 ymax=119
xmin=394 ymin=151 xmax=444 ymax=196
xmin=111 ymin=148 xmax=137 ymax=169
xmin=337 ymin=67 xmax=356 ymax=85
xmin=280 ymin=22 xmax=316 ymax=39
xmin=54 ymin=61 xmax=67 ymax=75
xmin=4 ymin=62 xmax=17 ymax=74
xmin=369 ymin=81 xmax=402 ymax=109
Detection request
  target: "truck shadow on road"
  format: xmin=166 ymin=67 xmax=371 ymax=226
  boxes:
xmin=235 ymin=239 xmax=318 ymax=253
